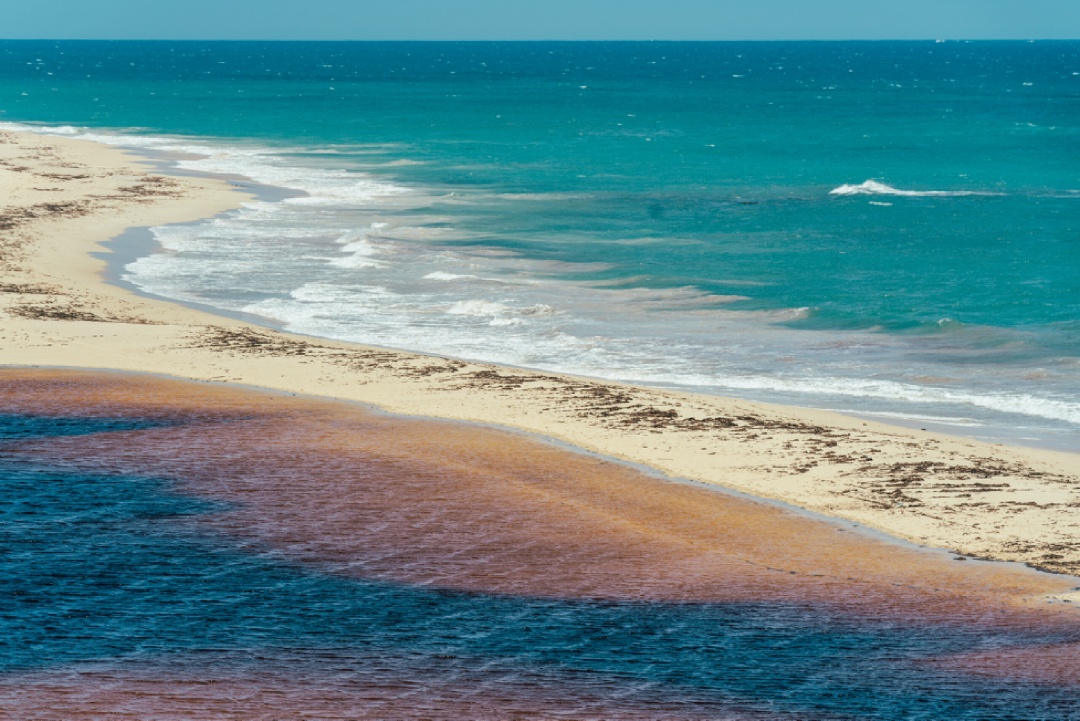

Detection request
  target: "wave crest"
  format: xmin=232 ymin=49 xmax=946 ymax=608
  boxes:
xmin=830 ymin=180 xmax=1002 ymax=198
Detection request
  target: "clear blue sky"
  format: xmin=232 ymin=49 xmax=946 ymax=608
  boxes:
xmin=4 ymin=0 xmax=1079 ymax=41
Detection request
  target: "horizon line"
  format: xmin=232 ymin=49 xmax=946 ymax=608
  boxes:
xmin=2 ymin=37 xmax=1078 ymax=43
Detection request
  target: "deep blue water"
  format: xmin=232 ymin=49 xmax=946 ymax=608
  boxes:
xmin=1 ymin=40 xmax=1078 ymax=447
xmin=2 ymin=411 xmax=1079 ymax=718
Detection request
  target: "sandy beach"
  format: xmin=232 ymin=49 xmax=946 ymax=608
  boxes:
xmin=1 ymin=126 xmax=1079 ymax=600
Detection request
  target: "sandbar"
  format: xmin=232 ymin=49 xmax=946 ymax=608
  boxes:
xmin=1 ymin=127 xmax=1078 ymax=594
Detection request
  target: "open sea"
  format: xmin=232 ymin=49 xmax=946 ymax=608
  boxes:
xmin=2 ymin=40 xmax=1079 ymax=448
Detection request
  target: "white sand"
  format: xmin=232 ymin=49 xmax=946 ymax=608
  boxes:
xmin=1 ymin=129 xmax=1078 ymax=587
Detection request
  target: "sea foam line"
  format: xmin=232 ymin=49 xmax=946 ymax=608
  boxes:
xmin=6 ymin=122 xmax=1078 ymax=433
xmin=705 ymin=375 xmax=1080 ymax=426
xmin=0 ymin=121 xmax=412 ymax=206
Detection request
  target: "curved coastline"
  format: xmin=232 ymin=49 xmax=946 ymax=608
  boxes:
xmin=1 ymin=127 xmax=1080 ymax=595
xmin=10 ymin=121 xmax=1080 ymax=451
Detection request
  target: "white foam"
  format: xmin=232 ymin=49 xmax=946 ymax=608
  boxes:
xmin=830 ymin=180 xmax=1003 ymax=197
xmin=445 ymin=299 xmax=556 ymax=327
xmin=708 ymin=375 xmax=1080 ymax=426
xmin=10 ymin=121 xmax=1076 ymax=438
xmin=334 ymin=229 xmax=374 ymax=247
xmin=424 ymin=271 xmax=475 ymax=281
xmin=289 ymin=282 xmax=396 ymax=304
xmin=327 ymin=226 xmax=390 ymax=269
xmin=825 ymin=409 xmax=985 ymax=427
xmin=0 ymin=121 xmax=412 ymax=207
xmin=446 ymin=299 xmax=511 ymax=317
xmin=489 ymin=317 xmax=526 ymax=327
xmin=338 ymin=238 xmax=379 ymax=255
xmin=329 ymin=254 xmax=383 ymax=270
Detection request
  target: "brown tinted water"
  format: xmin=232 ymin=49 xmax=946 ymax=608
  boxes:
xmin=1 ymin=369 xmax=1078 ymax=719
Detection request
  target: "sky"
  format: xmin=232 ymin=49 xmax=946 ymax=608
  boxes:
xmin=2 ymin=0 xmax=1079 ymax=41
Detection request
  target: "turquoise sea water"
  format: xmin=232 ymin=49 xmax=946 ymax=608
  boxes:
xmin=1 ymin=40 xmax=1079 ymax=447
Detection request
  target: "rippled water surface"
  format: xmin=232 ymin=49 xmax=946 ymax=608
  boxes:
xmin=1 ymin=371 xmax=1078 ymax=719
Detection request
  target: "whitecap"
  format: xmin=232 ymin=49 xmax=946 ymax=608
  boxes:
xmin=830 ymin=180 xmax=1003 ymax=197
xmin=320 ymin=225 xmax=395 ymax=269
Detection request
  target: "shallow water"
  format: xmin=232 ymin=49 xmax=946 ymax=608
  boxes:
xmin=1 ymin=40 xmax=1078 ymax=449
xmin=1 ymin=370 xmax=1078 ymax=719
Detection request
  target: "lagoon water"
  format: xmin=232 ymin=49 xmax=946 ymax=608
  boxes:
xmin=1 ymin=372 xmax=1079 ymax=719
xmin=3 ymin=459 xmax=1075 ymax=720
xmin=2 ymin=40 xmax=1079 ymax=448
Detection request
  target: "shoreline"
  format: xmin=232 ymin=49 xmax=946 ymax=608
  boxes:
xmin=6 ymin=366 xmax=1080 ymax=620
xmin=20 ymin=363 xmax=1070 ymax=607
xmin=2 ymin=128 xmax=1080 ymax=592
xmin=10 ymin=121 xmax=1079 ymax=454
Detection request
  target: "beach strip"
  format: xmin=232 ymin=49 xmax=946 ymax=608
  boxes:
xmin=3 ymin=367 xmax=1075 ymax=618
xmin=1 ymin=127 xmax=1079 ymax=591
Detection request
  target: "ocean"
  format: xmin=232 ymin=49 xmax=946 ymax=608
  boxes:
xmin=1 ymin=40 xmax=1079 ymax=447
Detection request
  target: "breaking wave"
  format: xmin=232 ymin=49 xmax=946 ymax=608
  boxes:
xmin=829 ymin=180 xmax=1004 ymax=197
